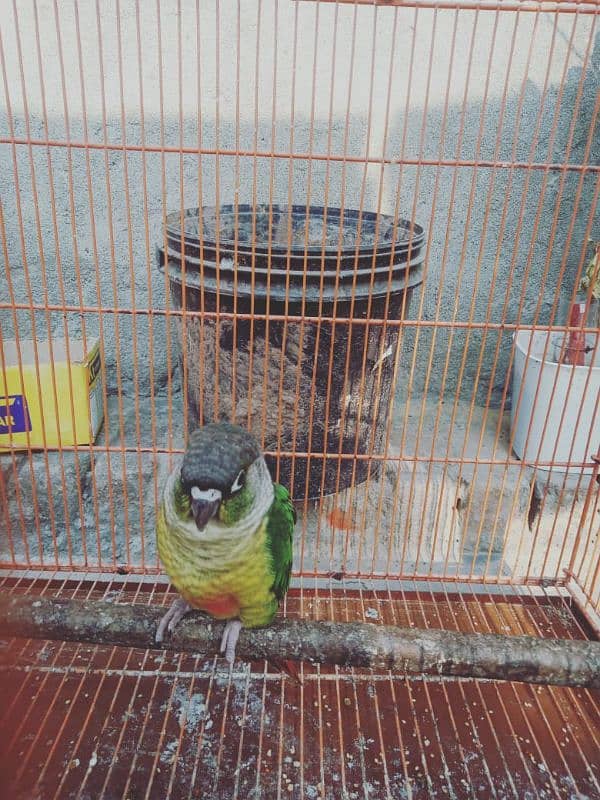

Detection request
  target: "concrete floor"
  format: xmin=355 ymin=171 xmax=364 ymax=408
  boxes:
xmin=1 ymin=391 xmax=595 ymax=585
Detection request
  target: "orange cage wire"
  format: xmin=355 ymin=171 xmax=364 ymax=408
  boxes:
xmin=0 ymin=0 xmax=598 ymax=598
xmin=0 ymin=1 xmax=599 ymax=797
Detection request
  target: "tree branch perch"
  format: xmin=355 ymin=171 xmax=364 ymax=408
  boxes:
xmin=0 ymin=593 xmax=598 ymax=687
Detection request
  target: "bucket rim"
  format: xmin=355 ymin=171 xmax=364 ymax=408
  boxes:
xmin=164 ymin=204 xmax=425 ymax=258
xmin=162 ymin=260 xmax=424 ymax=301
xmin=159 ymin=245 xmax=425 ymax=282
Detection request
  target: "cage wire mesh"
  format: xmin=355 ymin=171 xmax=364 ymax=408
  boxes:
xmin=0 ymin=0 xmax=600 ymax=798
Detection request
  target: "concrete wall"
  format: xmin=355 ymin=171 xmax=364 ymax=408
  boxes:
xmin=1 ymin=0 xmax=598 ymax=409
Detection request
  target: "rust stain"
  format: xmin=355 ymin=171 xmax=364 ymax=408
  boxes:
xmin=327 ymin=507 xmax=356 ymax=532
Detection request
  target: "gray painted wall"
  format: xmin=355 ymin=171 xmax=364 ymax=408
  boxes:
xmin=1 ymin=1 xmax=598 ymax=411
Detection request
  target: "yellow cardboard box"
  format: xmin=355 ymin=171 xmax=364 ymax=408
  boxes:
xmin=0 ymin=338 xmax=104 ymax=450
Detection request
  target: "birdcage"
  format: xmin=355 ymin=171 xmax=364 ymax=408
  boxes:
xmin=1 ymin=1 xmax=599 ymax=798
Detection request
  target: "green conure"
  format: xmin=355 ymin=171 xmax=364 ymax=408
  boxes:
xmin=156 ymin=423 xmax=296 ymax=664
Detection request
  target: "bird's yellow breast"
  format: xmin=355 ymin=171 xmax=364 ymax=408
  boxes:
xmin=156 ymin=505 xmax=278 ymax=628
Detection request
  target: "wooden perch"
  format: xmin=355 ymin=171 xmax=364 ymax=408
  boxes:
xmin=1 ymin=592 xmax=599 ymax=688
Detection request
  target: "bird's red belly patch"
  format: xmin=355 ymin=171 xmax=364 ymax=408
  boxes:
xmin=196 ymin=595 xmax=240 ymax=619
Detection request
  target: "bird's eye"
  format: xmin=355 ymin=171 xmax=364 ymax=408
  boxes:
xmin=230 ymin=470 xmax=245 ymax=494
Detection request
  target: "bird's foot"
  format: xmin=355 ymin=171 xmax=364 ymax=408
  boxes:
xmin=155 ymin=597 xmax=192 ymax=643
xmin=220 ymin=620 xmax=243 ymax=666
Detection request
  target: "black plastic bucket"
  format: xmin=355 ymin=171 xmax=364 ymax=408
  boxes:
xmin=158 ymin=204 xmax=424 ymax=500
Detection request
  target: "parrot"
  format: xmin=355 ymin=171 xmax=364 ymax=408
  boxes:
xmin=155 ymin=422 xmax=296 ymax=665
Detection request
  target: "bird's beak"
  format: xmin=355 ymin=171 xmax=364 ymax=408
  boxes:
xmin=190 ymin=487 xmax=222 ymax=531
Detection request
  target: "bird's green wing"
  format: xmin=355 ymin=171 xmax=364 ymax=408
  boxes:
xmin=265 ymin=483 xmax=296 ymax=601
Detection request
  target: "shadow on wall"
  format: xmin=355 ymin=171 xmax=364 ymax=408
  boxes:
xmin=0 ymin=33 xmax=598 ymax=410
xmin=389 ymin=35 xmax=600 ymax=408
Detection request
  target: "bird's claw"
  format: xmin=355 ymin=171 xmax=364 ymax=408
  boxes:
xmin=155 ymin=597 xmax=192 ymax=643
xmin=220 ymin=620 xmax=243 ymax=666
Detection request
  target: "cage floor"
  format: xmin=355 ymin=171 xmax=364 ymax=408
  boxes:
xmin=1 ymin=576 xmax=599 ymax=800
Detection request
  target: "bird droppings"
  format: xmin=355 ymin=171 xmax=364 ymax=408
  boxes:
xmin=88 ymin=752 xmax=97 ymax=768
xmin=365 ymin=607 xmax=379 ymax=620
xmin=160 ymin=739 xmax=179 ymax=765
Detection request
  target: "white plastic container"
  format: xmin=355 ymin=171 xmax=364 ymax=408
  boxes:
xmin=511 ymin=329 xmax=600 ymax=477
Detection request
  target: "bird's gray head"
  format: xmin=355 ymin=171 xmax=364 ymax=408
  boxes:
xmin=180 ymin=423 xmax=262 ymax=531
